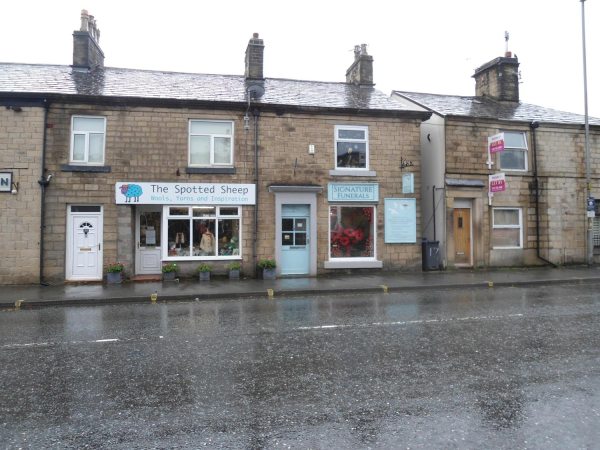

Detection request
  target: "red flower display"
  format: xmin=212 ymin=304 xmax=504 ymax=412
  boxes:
xmin=339 ymin=236 xmax=350 ymax=246
xmin=344 ymin=228 xmax=356 ymax=238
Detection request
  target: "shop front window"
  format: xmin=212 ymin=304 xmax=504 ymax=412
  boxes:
xmin=329 ymin=206 xmax=375 ymax=258
xmin=165 ymin=206 xmax=241 ymax=259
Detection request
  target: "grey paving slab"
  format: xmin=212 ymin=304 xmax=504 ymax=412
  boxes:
xmin=1 ymin=266 xmax=600 ymax=309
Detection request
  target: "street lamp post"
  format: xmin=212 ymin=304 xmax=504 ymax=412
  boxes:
xmin=581 ymin=0 xmax=593 ymax=265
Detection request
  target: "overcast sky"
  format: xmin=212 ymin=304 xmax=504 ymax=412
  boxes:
xmin=1 ymin=0 xmax=598 ymax=118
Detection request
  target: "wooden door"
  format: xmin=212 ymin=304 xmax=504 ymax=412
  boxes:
xmin=454 ymin=208 xmax=471 ymax=265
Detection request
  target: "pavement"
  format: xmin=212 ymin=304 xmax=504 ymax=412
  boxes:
xmin=3 ymin=265 xmax=600 ymax=309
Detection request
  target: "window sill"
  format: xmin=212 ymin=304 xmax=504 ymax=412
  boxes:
xmin=330 ymin=169 xmax=377 ymax=177
xmin=162 ymin=256 xmax=242 ymax=261
xmin=324 ymin=260 xmax=383 ymax=269
xmin=491 ymin=247 xmax=523 ymax=250
xmin=186 ymin=167 xmax=236 ymax=174
xmin=61 ymin=164 xmax=111 ymax=173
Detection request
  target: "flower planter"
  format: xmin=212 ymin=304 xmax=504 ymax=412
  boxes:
xmin=107 ymin=272 xmax=122 ymax=284
xmin=263 ymin=268 xmax=276 ymax=280
xmin=163 ymin=271 xmax=176 ymax=281
xmin=229 ymin=269 xmax=240 ymax=279
xmin=199 ymin=271 xmax=211 ymax=281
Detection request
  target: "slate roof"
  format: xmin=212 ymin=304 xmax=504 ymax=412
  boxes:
xmin=393 ymin=91 xmax=600 ymax=126
xmin=0 ymin=63 xmax=425 ymax=117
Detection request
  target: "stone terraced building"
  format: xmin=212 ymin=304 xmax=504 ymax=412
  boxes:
xmin=393 ymin=54 xmax=600 ymax=269
xmin=0 ymin=11 xmax=430 ymax=284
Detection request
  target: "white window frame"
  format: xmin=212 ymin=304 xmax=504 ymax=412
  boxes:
xmin=334 ymin=125 xmax=369 ymax=171
xmin=188 ymin=120 xmax=234 ymax=167
xmin=70 ymin=116 xmax=106 ymax=165
xmin=162 ymin=205 xmax=242 ymax=261
xmin=492 ymin=207 xmax=523 ymax=249
xmin=328 ymin=205 xmax=377 ymax=261
xmin=499 ymin=131 xmax=528 ymax=172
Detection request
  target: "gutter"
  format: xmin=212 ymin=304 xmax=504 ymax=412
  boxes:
xmin=530 ymin=121 xmax=557 ymax=267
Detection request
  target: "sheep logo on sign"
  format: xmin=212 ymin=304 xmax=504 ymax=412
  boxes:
xmin=119 ymin=184 xmax=143 ymax=202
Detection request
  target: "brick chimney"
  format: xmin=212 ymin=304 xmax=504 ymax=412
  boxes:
xmin=473 ymin=54 xmax=519 ymax=102
xmin=245 ymin=33 xmax=264 ymax=80
xmin=346 ymin=44 xmax=374 ymax=87
xmin=73 ymin=10 xmax=104 ymax=69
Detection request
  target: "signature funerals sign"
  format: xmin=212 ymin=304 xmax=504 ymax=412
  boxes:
xmin=115 ymin=182 xmax=256 ymax=205
xmin=327 ymin=183 xmax=379 ymax=202
xmin=385 ymin=198 xmax=417 ymax=243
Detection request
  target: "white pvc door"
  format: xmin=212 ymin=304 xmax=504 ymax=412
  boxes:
xmin=136 ymin=206 xmax=162 ymax=275
xmin=68 ymin=211 xmax=103 ymax=280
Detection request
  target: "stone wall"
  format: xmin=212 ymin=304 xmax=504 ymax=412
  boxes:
xmin=41 ymin=103 xmax=422 ymax=282
xmin=444 ymin=116 xmax=600 ymax=267
xmin=0 ymin=106 xmax=44 ymax=284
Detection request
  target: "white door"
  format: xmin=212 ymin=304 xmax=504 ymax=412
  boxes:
xmin=67 ymin=207 xmax=103 ymax=280
xmin=136 ymin=206 xmax=162 ymax=274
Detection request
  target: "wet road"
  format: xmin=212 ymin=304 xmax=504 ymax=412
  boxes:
xmin=1 ymin=284 xmax=599 ymax=449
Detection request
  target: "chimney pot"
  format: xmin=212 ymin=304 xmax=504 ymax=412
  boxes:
xmin=505 ymin=51 xmax=512 ymax=58
xmin=253 ymin=33 xmax=259 ymax=38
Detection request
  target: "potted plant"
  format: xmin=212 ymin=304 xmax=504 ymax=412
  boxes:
xmin=228 ymin=261 xmax=241 ymax=279
xmin=258 ymin=257 xmax=277 ymax=279
xmin=107 ymin=261 xmax=125 ymax=284
xmin=162 ymin=262 xmax=178 ymax=281
xmin=197 ymin=262 xmax=212 ymax=281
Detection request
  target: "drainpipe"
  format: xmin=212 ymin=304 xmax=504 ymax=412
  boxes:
xmin=433 ymin=185 xmax=437 ymax=241
xmin=252 ymin=108 xmax=261 ymax=278
xmin=530 ymin=121 xmax=556 ymax=267
xmin=38 ymin=99 xmax=51 ymax=285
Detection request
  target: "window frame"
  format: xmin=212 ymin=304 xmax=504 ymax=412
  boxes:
xmin=70 ymin=115 xmax=107 ymax=165
xmin=334 ymin=125 xmax=369 ymax=171
xmin=188 ymin=119 xmax=234 ymax=167
xmin=499 ymin=131 xmax=528 ymax=172
xmin=492 ymin=207 xmax=523 ymax=249
xmin=328 ymin=204 xmax=377 ymax=261
xmin=162 ymin=205 xmax=242 ymax=261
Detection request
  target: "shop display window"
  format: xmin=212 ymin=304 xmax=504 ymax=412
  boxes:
xmin=165 ymin=206 xmax=241 ymax=259
xmin=329 ymin=206 xmax=375 ymax=259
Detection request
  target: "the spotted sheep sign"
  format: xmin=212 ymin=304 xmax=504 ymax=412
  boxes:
xmin=115 ymin=182 xmax=256 ymax=205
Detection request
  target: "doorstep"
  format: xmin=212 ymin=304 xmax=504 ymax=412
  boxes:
xmin=130 ymin=274 xmax=162 ymax=282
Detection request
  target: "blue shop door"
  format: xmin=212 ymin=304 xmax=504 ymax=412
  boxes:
xmin=281 ymin=205 xmax=310 ymax=275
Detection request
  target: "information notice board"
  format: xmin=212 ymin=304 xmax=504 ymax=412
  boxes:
xmin=384 ymin=198 xmax=417 ymax=243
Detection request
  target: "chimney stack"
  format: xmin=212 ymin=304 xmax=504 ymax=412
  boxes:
xmin=346 ymin=44 xmax=374 ymax=87
xmin=73 ymin=9 xmax=104 ymax=70
xmin=472 ymin=55 xmax=519 ymax=102
xmin=245 ymin=33 xmax=264 ymax=80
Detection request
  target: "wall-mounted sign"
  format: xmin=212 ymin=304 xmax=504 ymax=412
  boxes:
xmin=402 ymin=173 xmax=414 ymax=194
xmin=489 ymin=173 xmax=506 ymax=193
xmin=115 ymin=182 xmax=256 ymax=205
xmin=384 ymin=198 xmax=417 ymax=243
xmin=0 ymin=172 xmax=13 ymax=193
xmin=488 ymin=133 xmax=505 ymax=154
xmin=328 ymin=183 xmax=379 ymax=202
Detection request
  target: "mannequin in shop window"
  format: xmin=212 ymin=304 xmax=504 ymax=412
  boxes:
xmin=200 ymin=229 xmax=215 ymax=255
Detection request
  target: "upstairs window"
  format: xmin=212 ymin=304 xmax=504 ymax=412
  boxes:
xmin=70 ymin=116 xmax=106 ymax=165
xmin=499 ymin=132 xmax=528 ymax=171
xmin=334 ymin=125 xmax=369 ymax=170
xmin=189 ymin=120 xmax=234 ymax=166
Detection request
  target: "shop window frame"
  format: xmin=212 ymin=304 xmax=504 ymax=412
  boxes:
xmin=328 ymin=204 xmax=377 ymax=261
xmin=499 ymin=131 xmax=528 ymax=172
xmin=70 ymin=115 xmax=107 ymax=165
xmin=333 ymin=125 xmax=369 ymax=171
xmin=188 ymin=120 xmax=234 ymax=167
xmin=162 ymin=205 xmax=242 ymax=261
xmin=492 ymin=207 xmax=523 ymax=249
